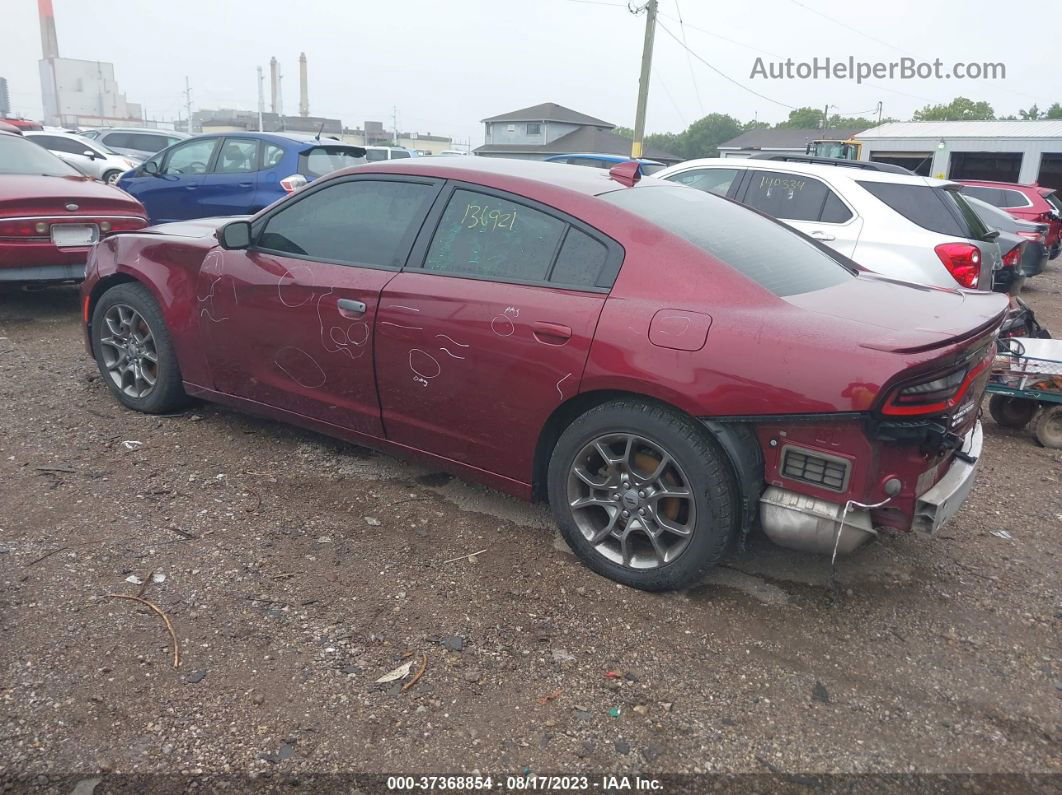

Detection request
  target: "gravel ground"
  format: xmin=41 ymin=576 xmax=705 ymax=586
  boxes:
xmin=0 ymin=265 xmax=1060 ymax=788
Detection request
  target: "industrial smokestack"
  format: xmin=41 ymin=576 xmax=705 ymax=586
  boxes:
xmin=269 ymin=56 xmax=278 ymax=114
xmin=298 ymin=52 xmax=308 ymax=118
xmin=38 ymin=0 xmax=60 ymax=59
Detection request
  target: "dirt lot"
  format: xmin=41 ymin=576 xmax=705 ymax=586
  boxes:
xmin=1 ymin=266 xmax=1060 ymax=787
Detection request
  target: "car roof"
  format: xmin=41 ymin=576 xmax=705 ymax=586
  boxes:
xmin=663 ymin=156 xmax=952 ymax=187
xmin=329 ymin=155 xmax=645 ymax=196
xmin=956 ymin=178 xmax=1054 ymax=196
xmin=92 ymin=127 xmax=188 ymax=136
xmin=189 ymin=131 xmax=363 ymax=148
xmin=546 ymin=153 xmax=664 ymax=165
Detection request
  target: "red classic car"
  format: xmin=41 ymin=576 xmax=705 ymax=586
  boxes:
xmin=0 ymin=131 xmax=147 ymax=284
xmin=81 ymin=158 xmax=1007 ymax=590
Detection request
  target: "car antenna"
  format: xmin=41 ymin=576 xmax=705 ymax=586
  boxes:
xmin=315 ymin=122 xmax=325 ymax=142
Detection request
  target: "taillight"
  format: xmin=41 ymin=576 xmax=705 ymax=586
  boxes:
xmin=880 ymin=349 xmax=993 ymax=416
xmin=100 ymin=217 xmax=148 ymax=234
xmin=1016 ymin=230 xmax=1042 ymax=241
xmin=0 ymin=219 xmax=48 ymax=238
xmin=934 ymin=242 xmax=980 ymax=288
xmin=1002 ymin=246 xmax=1021 ymax=267
xmin=280 ymin=174 xmax=308 ymax=193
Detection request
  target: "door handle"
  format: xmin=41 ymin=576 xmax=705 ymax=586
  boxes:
xmin=238 ymin=182 xmax=253 ymax=188
xmin=337 ymin=298 xmax=367 ymax=317
xmin=810 ymin=230 xmax=836 ymax=241
xmin=533 ymin=321 xmax=572 ymax=345
xmin=184 ymin=185 xmax=197 ymax=190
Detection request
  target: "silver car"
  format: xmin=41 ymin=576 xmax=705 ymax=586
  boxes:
xmin=24 ymin=131 xmax=140 ymax=185
xmin=80 ymin=127 xmax=189 ymax=161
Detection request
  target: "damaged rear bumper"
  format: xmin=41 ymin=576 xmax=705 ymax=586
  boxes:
xmin=758 ymin=422 xmax=983 ymax=554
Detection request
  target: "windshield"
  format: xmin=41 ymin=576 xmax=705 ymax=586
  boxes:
xmin=602 ymin=184 xmax=854 ymax=297
xmin=299 ymin=146 xmax=368 ymax=177
xmin=0 ymin=134 xmax=81 ymax=177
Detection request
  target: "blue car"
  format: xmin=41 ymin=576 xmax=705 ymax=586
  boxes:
xmin=117 ymin=132 xmax=367 ymax=224
xmin=544 ymin=153 xmax=666 ymax=175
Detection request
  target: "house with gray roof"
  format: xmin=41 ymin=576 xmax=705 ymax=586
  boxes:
xmin=474 ymin=102 xmax=681 ymax=163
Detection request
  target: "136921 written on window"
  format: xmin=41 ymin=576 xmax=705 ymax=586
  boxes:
xmin=460 ymin=200 xmax=518 ymax=232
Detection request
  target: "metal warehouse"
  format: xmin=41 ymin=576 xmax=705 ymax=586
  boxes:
xmin=855 ymin=120 xmax=1062 ymax=190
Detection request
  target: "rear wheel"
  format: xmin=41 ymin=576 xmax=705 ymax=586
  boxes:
xmin=547 ymin=399 xmax=738 ymax=591
xmin=1032 ymin=405 xmax=1062 ymax=449
xmin=90 ymin=282 xmax=188 ymax=414
xmin=988 ymin=394 xmax=1037 ymax=429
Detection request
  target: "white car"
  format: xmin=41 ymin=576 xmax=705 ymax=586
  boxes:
xmin=24 ymin=131 xmax=140 ymax=185
xmin=362 ymin=145 xmax=415 ymax=161
xmin=655 ymin=157 xmax=1001 ymax=290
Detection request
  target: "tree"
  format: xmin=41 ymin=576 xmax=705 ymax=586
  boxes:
xmin=743 ymin=119 xmax=769 ymax=130
xmin=681 ymin=113 xmax=744 ymax=158
xmin=912 ymin=97 xmax=994 ymax=121
xmin=777 ymin=107 xmax=828 ymax=129
xmin=1019 ymin=104 xmax=1041 ymax=120
xmin=1045 ymin=103 xmax=1062 ymax=120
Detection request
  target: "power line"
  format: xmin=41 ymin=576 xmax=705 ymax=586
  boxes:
xmin=651 ymin=62 xmax=687 ymax=128
xmin=673 ymin=1 xmax=704 ymax=115
xmin=655 ymin=20 xmax=797 ymax=109
xmin=787 ymin=0 xmax=911 ymax=57
xmin=657 ymin=10 xmax=786 ymax=59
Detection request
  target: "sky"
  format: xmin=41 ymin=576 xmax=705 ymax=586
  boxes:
xmin=2 ymin=0 xmax=1059 ymax=146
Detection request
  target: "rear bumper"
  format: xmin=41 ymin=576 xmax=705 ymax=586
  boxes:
xmin=759 ymin=422 xmax=983 ymax=553
xmin=0 ymin=263 xmax=86 ymax=283
xmin=912 ymin=421 xmax=982 ymax=535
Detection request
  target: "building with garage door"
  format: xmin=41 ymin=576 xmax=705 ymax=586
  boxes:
xmin=855 ymin=121 xmax=1062 ymax=189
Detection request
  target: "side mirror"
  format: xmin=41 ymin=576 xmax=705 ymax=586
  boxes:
xmin=141 ymin=160 xmax=159 ymax=176
xmin=218 ymin=220 xmax=252 ymax=250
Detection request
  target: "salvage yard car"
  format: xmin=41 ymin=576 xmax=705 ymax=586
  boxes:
xmin=655 ymin=157 xmax=1003 ymax=290
xmin=0 ymin=130 xmax=147 ymax=285
xmin=81 ymin=158 xmax=1007 ymax=590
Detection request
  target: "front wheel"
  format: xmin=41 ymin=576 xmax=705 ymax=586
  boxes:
xmin=90 ymin=282 xmax=188 ymax=414
xmin=547 ymin=400 xmax=738 ymax=591
xmin=102 ymin=170 xmax=121 ymax=185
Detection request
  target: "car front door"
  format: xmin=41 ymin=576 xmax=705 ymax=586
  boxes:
xmin=138 ymin=137 xmax=221 ymax=223
xmin=736 ymin=169 xmax=863 ymax=258
xmin=198 ymin=138 xmax=262 ymax=217
xmin=30 ymin=134 xmax=101 ymax=178
xmin=374 ymin=184 xmax=621 ymax=484
xmin=196 ymin=175 xmax=442 ymax=438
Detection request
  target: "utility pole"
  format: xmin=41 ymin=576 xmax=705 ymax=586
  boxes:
xmin=631 ymin=0 xmax=658 ymax=160
xmin=184 ymin=76 xmax=194 ymax=134
xmin=876 ymin=100 xmax=883 ymax=125
xmin=256 ymin=66 xmax=265 ymax=132
xmin=822 ymin=103 xmax=829 ymax=131
xmin=392 ymin=105 xmax=399 ymax=147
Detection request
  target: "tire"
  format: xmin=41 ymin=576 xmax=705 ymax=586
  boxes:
xmin=547 ymin=399 xmax=738 ymax=591
xmin=1032 ymin=405 xmax=1062 ymax=449
xmin=90 ymin=282 xmax=188 ymax=414
xmin=102 ymin=170 xmax=121 ymax=185
xmin=988 ymin=394 xmax=1037 ymax=429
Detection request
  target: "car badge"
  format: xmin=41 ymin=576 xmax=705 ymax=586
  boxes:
xmin=65 ymin=203 xmax=79 ymax=212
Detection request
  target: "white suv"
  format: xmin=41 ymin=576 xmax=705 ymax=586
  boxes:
xmin=655 ymin=157 xmax=1001 ymax=290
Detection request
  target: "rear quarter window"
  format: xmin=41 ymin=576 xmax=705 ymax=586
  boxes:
xmin=859 ymin=181 xmax=985 ymax=238
xmin=602 ymin=185 xmax=854 ymax=297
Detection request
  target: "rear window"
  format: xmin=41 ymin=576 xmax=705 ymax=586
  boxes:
xmin=859 ymin=181 xmax=986 ymax=239
xmin=601 ymin=185 xmax=853 ymax=297
xmin=298 ymin=146 xmax=367 ymax=177
xmin=0 ymin=134 xmax=81 ymax=176
xmin=1044 ymin=192 xmax=1062 ymax=214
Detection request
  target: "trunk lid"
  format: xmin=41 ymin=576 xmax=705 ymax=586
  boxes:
xmin=0 ymin=175 xmax=144 ymax=217
xmin=787 ymin=272 xmax=1008 ymax=353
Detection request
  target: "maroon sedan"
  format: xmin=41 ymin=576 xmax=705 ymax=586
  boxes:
xmin=0 ymin=131 xmax=147 ymax=284
xmin=81 ymin=158 xmax=1007 ymax=590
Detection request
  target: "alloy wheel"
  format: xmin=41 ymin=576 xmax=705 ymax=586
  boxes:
xmin=567 ymin=433 xmax=696 ymax=569
xmin=99 ymin=303 xmax=159 ymax=399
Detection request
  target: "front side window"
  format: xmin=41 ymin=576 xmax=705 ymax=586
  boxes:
xmin=101 ymin=132 xmax=131 ymax=149
xmin=215 ymin=138 xmax=259 ymax=173
xmin=742 ymin=170 xmax=831 ymax=222
xmin=390 ymin=149 xmax=411 ymax=159
xmin=162 ymin=138 xmax=218 ymax=175
xmin=602 ymin=185 xmax=853 ymax=297
xmin=424 ymin=189 xmax=565 ymax=282
xmin=257 ymin=179 xmax=436 ymax=267
xmin=666 ymin=167 xmax=740 ymax=197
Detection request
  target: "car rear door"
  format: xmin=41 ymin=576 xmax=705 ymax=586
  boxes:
xmin=196 ymin=174 xmax=442 ymax=437
xmin=374 ymin=183 xmax=622 ymax=484
xmin=736 ymin=169 xmax=863 ymax=258
xmin=198 ymin=137 xmax=262 ymax=216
